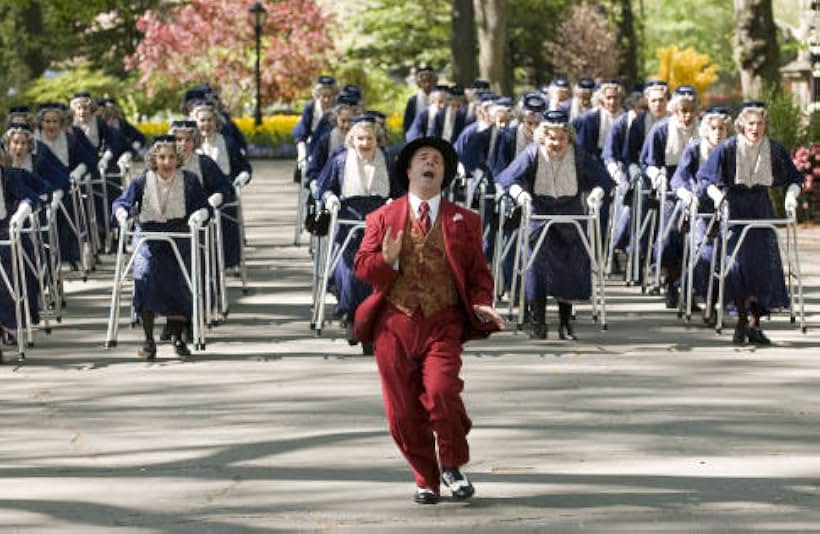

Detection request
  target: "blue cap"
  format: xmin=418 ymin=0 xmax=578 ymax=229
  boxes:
xmin=741 ymin=100 xmax=766 ymax=110
xmin=317 ymin=75 xmax=336 ymax=86
xmin=152 ymin=134 xmax=177 ymax=144
xmin=479 ymin=92 xmax=498 ymax=103
xmin=351 ymin=114 xmax=377 ymax=125
xmin=522 ymin=94 xmax=547 ymax=113
xmin=365 ymin=110 xmax=386 ymax=122
xmin=432 ymin=84 xmax=450 ymax=93
xmin=472 ymin=79 xmax=491 ymax=90
xmin=448 ymin=85 xmax=466 ymax=97
xmin=551 ymin=76 xmax=570 ymax=88
xmin=576 ymin=77 xmax=595 ymax=90
xmin=544 ymin=109 xmax=570 ymax=124
xmin=71 ymin=91 xmax=92 ymax=101
xmin=674 ymin=85 xmax=697 ymax=97
xmin=644 ymin=80 xmax=668 ymax=90
xmin=494 ymin=96 xmax=514 ymax=107
xmin=598 ymin=79 xmax=622 ymax=89
xmin=335 ymin=93 xmax=359 ymax=106
xmin=97 ymin=97 xmax=117 ymax=107
xmin=37 ymin=102 xmax=66 ymax=112
xmin=704 ymin=105 xmax=730 ymax=115
xmin=170 ymin=120 xmax=198 ymax=130
xmin=9 ymin=105 xmax=31 ymax=114
xmin=6 ymin=123 xmax=33 ymax=133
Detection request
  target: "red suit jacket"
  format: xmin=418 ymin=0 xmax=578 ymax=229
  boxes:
xmin=353 ymin=195 xmax=500 ymax=343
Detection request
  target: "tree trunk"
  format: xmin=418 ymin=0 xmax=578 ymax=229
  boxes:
xmin=19 ymin=1 xmax=48 ymax=80
xmin=733 ymin=0 xmax=780 ymax=99
xmin=451 ymin=0 xmax=478 ymax=86
xmin=474 ymin=0 xmax=512 ymax=95
xmin=616 ymin=0 xmax=639 ymax=90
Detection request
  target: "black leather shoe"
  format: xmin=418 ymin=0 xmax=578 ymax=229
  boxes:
xmin=361 ymin=342 xmax=374 ymax=356
xmin=173 ymin=338 xmax=191 ymax=357
xmin=665 ymin=287 xmax=679 ymax=309
xmin=529 ymin=323 xmax=547 ymax=340
xmin=159 ymin=323 xmax=171 ymax=342
xmin=414 ymin=487 xmax=440 ymax=505
xmin=747 ymin=327 xmax=771 ymax=345
xmin=558 ymin=324 xmax=578 ymax=341
xmin=732 ymin=319 xmax=747 ymax=345
xmin=138 ymin=340 xmax=156 ymax=360
xmin=441 ymin=467 xmax=475 ymax=500
xmin=345 ymin=321 xmax=358 ymax=346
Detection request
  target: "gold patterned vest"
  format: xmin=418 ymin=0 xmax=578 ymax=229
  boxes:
xmin=386 ymin=210 xmax=458 ymax=317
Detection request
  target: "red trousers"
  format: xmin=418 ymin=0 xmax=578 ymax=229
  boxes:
xmin=373 ymin=303 xmax=471 ymax=491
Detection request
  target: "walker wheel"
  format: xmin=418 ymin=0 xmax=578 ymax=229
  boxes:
xmin=105 ymin=340 xmax=117 ymax=348
xmin=315 ymin=328 xmax=322 ymax=337
xmin=196 ymin=343 xmax=206 ymax=350
xmin=82 ymin=276 xmax=88 ymax=282
xmin=242 ymin=288 xmax=249 ymax=295
xmin=715 ymin=328 xmax=722 ymax=335
xmin=26 ymin=342 xmax=34 ymax=348
xmin=802 ymin=326 xmax=807 ymax=334
xmin=677 ymin=310 xmax=683 ymax=318
xmin=601 ymin=324 xmax=608 ymax=331
xmin=56 ymin=317 xmax=62 ymax=324
xmin=685 ymin=315 xmax=691 ymax=323
xmin=592 ymin=314 xmax=598 ymax=324
xmin=625 ymin=280 xmax=633 ymax=287
xmin=790 ymin=315 xmax=796 ymax=324
xmin=516 ymin=323 xmax=524 ymax=331
xmin=45 ymin=328 xmax=52 ymax=334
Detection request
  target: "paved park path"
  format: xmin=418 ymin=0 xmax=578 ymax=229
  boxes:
xmin=1 ymin=160 xmax=819 ymax=532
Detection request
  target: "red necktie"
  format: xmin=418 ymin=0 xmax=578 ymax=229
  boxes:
xmin=418 ymin=201 xmax=431 ymax=234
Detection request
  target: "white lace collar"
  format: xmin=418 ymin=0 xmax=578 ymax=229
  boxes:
xmin=341 ymin=148 xmax=389 ymax=198
xmin=534 ymin=145 xmax=578 ymax=198
xmin=665 ymin=115 xmax=697 ymax=166
xmin=735 ymin=135 xmax=773 ymax=187
xmin=139 ymin=170 xmax=187 ymax=223
xmin=36 ymin=130 xmax=69 ymax=167
xmin=198 ymin=133 xmax=231 ymax=176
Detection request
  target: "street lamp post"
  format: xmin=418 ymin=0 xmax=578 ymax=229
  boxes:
xmin=250 ymin=2 xmax=267 ymax=127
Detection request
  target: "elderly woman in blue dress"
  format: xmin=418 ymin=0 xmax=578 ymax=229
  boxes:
xmin=305 ymin=95 xmax=359 ymax=184
xmin=191 ymin=101 xmax=251 ymax=272
xmin=112 ymin=136 xmax=210 ymax=359
xmin=292 ymin=75 xmax=338 ymax=168
xmin=496 ymin=110 xmax=614 ymax=340
xmin=315 ymin=116 xmax=402 ymax=352
xmin=34 ymin=103 xmax=97 ymax=267
xmin=564 ymin=77 xmax=596 ymax=120
xmin=640 ymin=85 xmax=700 ymax=307
xmin=402 ymin=67 xmax=438 ymax=136
xmin=545 ymin=76 xmax=571 ymax=111
xmin=97 ymin=97 xmax=147 ymax=156
xmin=697 ymin=102 xmax=803 ymax=345
xmin=670 ymin=106 xmax=733 ymax=319
xmin=405 ymin=84 xmax=449 ymax=142
xmin=0 ymin=149 xmax=41 ymax=355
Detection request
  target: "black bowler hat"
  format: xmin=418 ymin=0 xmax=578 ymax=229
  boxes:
xmin=395 ymin=137 xmax=459 ymax=191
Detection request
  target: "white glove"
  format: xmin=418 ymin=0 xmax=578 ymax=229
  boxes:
xmin=646 ymin=166 xmax=666 ymax=190
xmin=628 ymin=163 xmax=641 ymax=182
xmin=472 ymin=168 xmax=485 ymax=182
xmin=131 ymin=140 xmax=143 ymax=152
xmin=586 ymin=186 xmax=604 ymax=210
xmin=10 ymin=201 xmax=32 ymax=227
xmin=52 ymin=189 xmax=64 ymax=203
xmin=98 ymin=150 xmax=114 ymax=172
xmin=117 ymin=152 xmax=132 ymax=168
xmin=297 ymin=141 xmax=307 ymax=165
xmin=187 ymin=207 xmax=209 ymax=227
xmin=233 ymin=171 xmax=251 ymax=188
xmin=509 ymin=184 xmax=531 ymax=206
xmin=457 ymin=162 xmax=466 ymax=178
xmin=676 ymin=187 xmax=698 ymax=213
xmin=323 ymin=193 xmax=341 ymax=211
xmin=70 ymin=163 xmax=87 ymax=182
xmin=115 ymin=207 xmax=129 ymax=225
xmin=706 ymin=184 xmax=724 ymax=206
xmin=784 ymin=183 xmax=800 ymax=214
xmin=606 ymin=160 xmax=621 ymax=178
xmin=208 ymin=192 xmax=224 ymax=208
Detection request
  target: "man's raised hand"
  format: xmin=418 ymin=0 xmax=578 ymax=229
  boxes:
xmin=382 ymin=227 xmax=404 ymax=265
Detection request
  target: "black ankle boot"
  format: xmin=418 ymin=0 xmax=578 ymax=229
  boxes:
xmin=528 ymin=299 xmax=547 ymax=340
xmin=170 ymin=320 xmax=191 ymax=357
xmin=665 ymin=283 xmax=679 ymax=309
xmin=139 ymin=311 xmax=156 ymax=360
xmin=733 ymin=314 xmax=748 ymax=345
xmin=558 ymin=302 xmax=577 ymax=340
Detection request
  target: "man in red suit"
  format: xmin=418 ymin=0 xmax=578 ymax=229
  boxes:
xmin=354 ymin=136 xmax=505 ymax=504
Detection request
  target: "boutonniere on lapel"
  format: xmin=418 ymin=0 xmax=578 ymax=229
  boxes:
xmin=452 ymin=213 xmax=463 ymax=222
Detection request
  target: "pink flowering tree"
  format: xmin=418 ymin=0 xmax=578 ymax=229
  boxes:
xmin=792 ymin=142 xmax=820 ymax=222
xmin=125 ymin=0 xmax=335 ymax=112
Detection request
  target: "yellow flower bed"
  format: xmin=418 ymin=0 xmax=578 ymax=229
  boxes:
xmin=136 ymin=114 xmax=403 ymax=141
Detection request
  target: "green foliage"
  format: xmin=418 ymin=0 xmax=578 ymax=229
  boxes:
xmin=507 ymin=0 xmax=574 ymax=86
xmin=329 ymin=59 xmax=414 ymax=116
xmin=344 ymin=0 xmax=451 ymax=74
xmin=641 ymin=0 xmax=735 ymax=77
xmin=761 ymin=83 xmax=809 ymax=151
